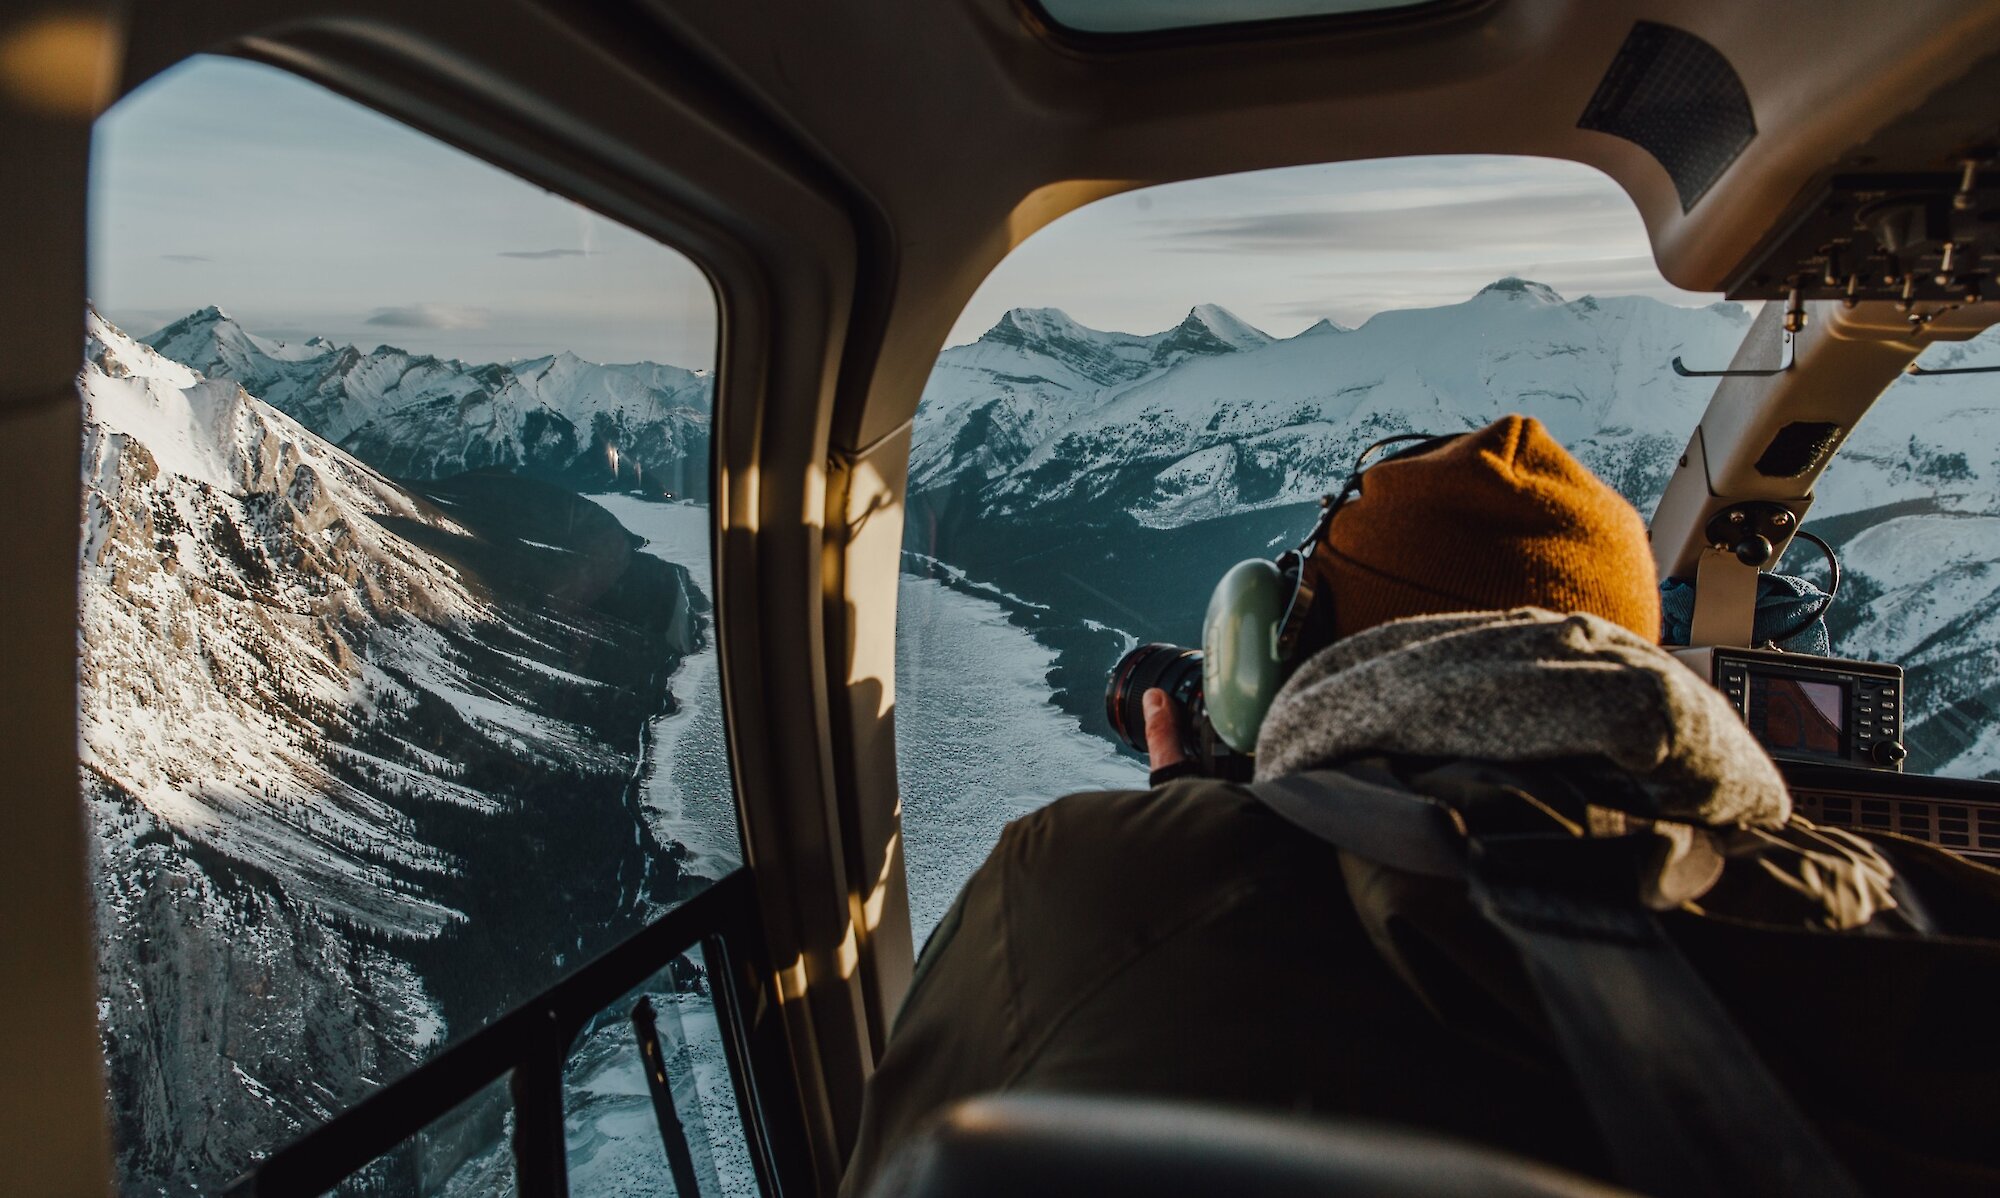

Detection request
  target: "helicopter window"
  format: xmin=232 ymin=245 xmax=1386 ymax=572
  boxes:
xmin=561 ymin=942 xmax=752 ymax=1193
xmin=1034 ymin=0 xmax=1442 ymax=36
xmin=896 ymin=154 xmax=1762 ymax=943
xmin=84 ymin=54 xmax=746 ymax=1193
xmin=1800 ymin=337 xmax=2000 ymax=779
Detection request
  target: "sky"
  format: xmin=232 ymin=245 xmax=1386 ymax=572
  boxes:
xmin=90 ymin=56 xmax=718 ymax=367
xmin=91 ymin=55 xmax=1719 ymax=369
xmin=948 ymin=157 xmax=1720 ymax=346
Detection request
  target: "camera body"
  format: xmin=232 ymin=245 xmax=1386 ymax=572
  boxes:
xmin=1104 ymin=558 xmax=1303 ymax=775
xmin=1105 ymin=642 xmax=1237 ymax=770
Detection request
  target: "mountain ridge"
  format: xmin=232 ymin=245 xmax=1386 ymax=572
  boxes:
xmin=926 ymin=282 xmax=1754 ymax=528
xmin=141 ymin=305 xmax=714 ymax=499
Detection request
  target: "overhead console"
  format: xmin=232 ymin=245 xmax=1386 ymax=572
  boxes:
xmin=1728 ymin=161 xmax=1998 ymax=319
xmin=1723 ymin=52 xmax=2000 ymax=330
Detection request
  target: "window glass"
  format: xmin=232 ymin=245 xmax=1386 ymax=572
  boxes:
xmin=562 ymin=945 xmax=754 ymax=1196
xmin=84 ymin=55 xmax=741 ymax=1193
xmin=1038 ymin=0 xmax=1437 ymax=35
xmin=347 ymin=1074 xmax=517 ymax=1196
xmin=1806 ymin=331 xmax=2000 ymax=777
xmin=896 ymin=156 xmax=1759 ymax=942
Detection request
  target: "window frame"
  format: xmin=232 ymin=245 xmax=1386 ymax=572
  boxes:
xmin=83 ymin=3 xmax=900 ymax=1187
xmin=1016 ymin=0 xmax=1498 ymax=54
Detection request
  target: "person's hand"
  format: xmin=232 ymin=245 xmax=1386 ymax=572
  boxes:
xmin=1143 ymin=688 xmax=1197 ymax=785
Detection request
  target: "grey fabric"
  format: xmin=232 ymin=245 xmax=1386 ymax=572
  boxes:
xmin=1245 ymin=770 xmax=1867 ymax=1198
xmin=1254 ymin=607 xmax=1911 ymax=930
xmin=1255 ymin=608 xmax=1789 ymax=829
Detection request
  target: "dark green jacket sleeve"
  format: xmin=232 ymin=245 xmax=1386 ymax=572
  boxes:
xmin=838 ymin=795 xmax=1046 ymax=1194
xmin=839 ymin=780 xmax=1291 ymax=1193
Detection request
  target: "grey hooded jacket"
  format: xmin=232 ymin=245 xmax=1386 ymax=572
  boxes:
xmin=841 ymin=610 xmax=2000 ymax=1195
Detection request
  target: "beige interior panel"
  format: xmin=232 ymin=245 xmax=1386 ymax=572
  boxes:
xmin=12 ymin=0 xmax=2000 ymax=1187
xmin=646 ymin=0 xmax=2000 ymax=458
xmin=0 ymin=1 xmax=120 ymax=1192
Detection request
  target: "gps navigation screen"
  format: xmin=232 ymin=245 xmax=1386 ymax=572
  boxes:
xmin=1751 ymin=674 xmax=1846 ymax=757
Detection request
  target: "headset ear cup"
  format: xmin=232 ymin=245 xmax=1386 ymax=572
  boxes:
xmin=1201 ymin=559 xmax=1291 ymax=754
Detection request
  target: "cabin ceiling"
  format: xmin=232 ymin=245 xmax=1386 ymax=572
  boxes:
xmin=118 ymin=2 xmax=2000 ymax=442
xmin=617 ymin=0 xmax=2000 ymax=447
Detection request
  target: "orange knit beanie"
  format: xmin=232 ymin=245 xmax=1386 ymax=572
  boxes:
xmin=1308 ymin=415 xmax=1662 ymax=641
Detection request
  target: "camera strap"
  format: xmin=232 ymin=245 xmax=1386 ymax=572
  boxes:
xmin=1248 ymin=768 xmax=1865 ymax=1198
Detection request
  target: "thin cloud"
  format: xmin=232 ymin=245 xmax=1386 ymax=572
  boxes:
xmin=1302 ymin=255 xmax=1648 ymax=281
xmin=1262 ymin=256 xmax=1729 ymax=326
xmin=364 ymin=303 xmax=490 ymax=330
xmin=160 ymin=253 xmax=211 ymax=263
xmin=498 ymin=248 xmax=591 ymax=260
xmin=1148 ymin=191 xmax=1629 ymax=255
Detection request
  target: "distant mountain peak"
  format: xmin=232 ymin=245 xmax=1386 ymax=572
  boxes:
xmin=1292 ymin=318 xmax=1351 ymax=339
xmin=980 ymin=307 xmax=1093 ymax=347
xmin=1152 ymin=304 xmax=1273 ymax=362
xmin=1179 ymin=304 xmax=1271 ymax=347
xmin=1475 ymin=277 xmax=1564 ymax=304
xmin=146 ymin=304 xmax=238 ymax=341
xmin=158 ymin=303 xmax=233 ymax=326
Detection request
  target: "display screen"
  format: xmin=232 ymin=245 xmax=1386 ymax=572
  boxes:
xmin=1750 ymin=674 xmax=1847 ymax=758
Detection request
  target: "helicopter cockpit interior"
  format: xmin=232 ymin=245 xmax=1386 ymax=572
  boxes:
xmin=6 ymin=1 xmax=2000 ymax=1194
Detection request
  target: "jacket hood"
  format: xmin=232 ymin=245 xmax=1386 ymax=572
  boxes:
xmin=1254 ymin=608 xmax=1790 ymax=830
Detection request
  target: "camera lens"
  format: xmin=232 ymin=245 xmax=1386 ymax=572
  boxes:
xmin=1105 ymin=642 xmax=1205 ymax=756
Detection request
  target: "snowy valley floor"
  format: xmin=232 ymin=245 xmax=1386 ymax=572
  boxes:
xmin=541 ymin=497 xmax=1142 ymax=1194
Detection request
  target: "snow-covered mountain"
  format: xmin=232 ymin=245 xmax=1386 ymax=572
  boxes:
xmin=905 ymin=280 xmax=2000 ymax=779
xmin=146 ymin=306 xmax=713 ymax=498
xmin=924 ymin=279 xmax=1752 ymax=528
xmin=909 ymin=304 xmax=1281 ymax=492
xmin=81 ymin=310 xmax=706 ymax=1192
xmin=1797 ymin=337 xmax=2000 ymax=776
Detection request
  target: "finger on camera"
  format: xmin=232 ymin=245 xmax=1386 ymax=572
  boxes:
xmin=1143 ymin=687 xmax=1184 ymax=769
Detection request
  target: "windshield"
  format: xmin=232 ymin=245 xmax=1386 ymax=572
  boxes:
xmin=86 ymin=55 xmax=750 ymax=1195
xmin=1804 ymin=335 xmax=2000 ymax=776
xmin=894 ymin=155 xmax=2000 ymax=943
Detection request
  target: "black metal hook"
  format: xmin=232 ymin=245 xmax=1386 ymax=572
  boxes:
xmin=1671 ymin=330 xmax=1795 ymax=378
xmin=1905 ymin=361 xmax=2000 ymax=376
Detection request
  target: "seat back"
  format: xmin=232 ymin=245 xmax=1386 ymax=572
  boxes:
xmin=867 ymin=1094 xmax=1633 ymax=1198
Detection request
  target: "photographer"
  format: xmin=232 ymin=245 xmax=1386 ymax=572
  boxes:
xmin=841 ymin=415 xmax=1983 ymax=1197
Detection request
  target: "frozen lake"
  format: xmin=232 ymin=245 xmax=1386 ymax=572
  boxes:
xmin=438 ymin=496 xmax=1146 ymax=1196
xmin=892 ymin=574 xmax=1145 ymax=942
xmin=592 ymin=495 xmax=1144 ymax=943
xmin=591 ymin=495 xmax=742 ymax=885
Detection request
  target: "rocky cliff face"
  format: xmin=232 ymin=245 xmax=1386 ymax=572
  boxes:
xmin=81 ymin=311 xmax=700 ymax=1192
